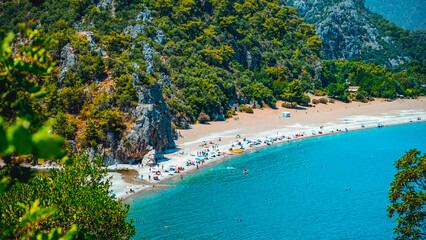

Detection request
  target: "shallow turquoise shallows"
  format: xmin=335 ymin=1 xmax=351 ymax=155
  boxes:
xmin=128 ymin=122 xmax=426 ymax=240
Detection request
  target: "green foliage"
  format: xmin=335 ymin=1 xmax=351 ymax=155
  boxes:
xmin=77 ymin=52 xmax=106 ymax=83
xmin=0 ymin=27 xmax=52 ymax=126
xmin=101 ymin=32 xmax=131 ymax=54
xmin=241 ymin=106 xmax=253 ymax=113
xmin=53 ymin=112 xmax=77 ymax=140
xmin=114 ymin=75 xmax=138 ymax=109
xmin=97 ymin=109 xmax=125 ymax=141
xmin=197 ymin=112 xmax=210 ymax=124
xmin=387 ymin=149 xmax=426 ymax=240
xmin=366 ymin=11 xmax=426 ymax=65
xmin=84 ymin=119 xmax=99 ymax=147
xmin=0 ymin=27 xmax=134 ymax=239
xmin=280 ymin=79 xmax=309 ymax=106
xmin=0 ymin=181 xmax=78 ymax=240
xmin=326 ymin=83 xmax=346 ymax=98
xmin=281 ymin=102 xmax=294 ymax=109
xmin=241 ymin=83 xmax=277 ymax=107
xmin=0 ymin=153 xmax=135 ymax=239
xmin=0 ymin=27 xmax=65 ymax=160
xmin=202 ymin=45 xmax=235 ymax=66
xmin=320 ymin=60 xmax=425 ymax=100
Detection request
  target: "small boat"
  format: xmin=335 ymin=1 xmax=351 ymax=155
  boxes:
xmin=230 ymin=149 xmax=244 ymax=154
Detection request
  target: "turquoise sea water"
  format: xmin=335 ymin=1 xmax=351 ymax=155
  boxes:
xmin=128 ymin=122 xmax=426 ymax=240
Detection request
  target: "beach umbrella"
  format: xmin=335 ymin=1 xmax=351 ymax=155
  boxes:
xmin=202 ymin=140 xmax=207 ymax=142
xmin=127 ymin=186 xmax=133 ymax=188
xmin=195 ymin=158 xmax=201 ymax=160
xmin=169 ymin=165 xmax=175 ymax=168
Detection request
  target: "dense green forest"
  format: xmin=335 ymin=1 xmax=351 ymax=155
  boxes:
xmin=0 ymin=0 xmax=322 ymax=144
xmin=0 ymin=0 xmax=424 ymax=148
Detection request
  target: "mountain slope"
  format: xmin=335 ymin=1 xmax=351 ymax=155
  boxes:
xmin=0 ymin=0 xmax=321 ymax=163
xmin=365 ymin=0 xmax=425 ymax=31
xmin=284 ymin=0 xmax=425 ymax=67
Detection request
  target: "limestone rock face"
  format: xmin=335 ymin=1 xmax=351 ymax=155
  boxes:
xmin=59 ymin=43 xmax=76 ymax=80
xmin=132 ymin=62 xmax=140 ymax=69
xmin=97 ymin=0 xmax=115 ymax=15
xmin=124 ymin=24 xmax=144 ymax=38
xmin=154 ymin=30 xmax=167 ymax=45
xmin=285 ymin=0 xmax=410 ymax=66
xmin=100 ymin=82 xmax=175 ymax=164
xmin=142 ymin=149 xmax=156 ymax=166
xmin=143 ymin=43 xmax=155 ymax=74
xmin=131 ymin=73 xmax=139 ymax=86
xmin=97 ymin=0 xmax=114 ymax=8
xmin=79 ymin=31 xmax=103 ymax=55
xmin=136 ymin=8 xmax=153 ymax=23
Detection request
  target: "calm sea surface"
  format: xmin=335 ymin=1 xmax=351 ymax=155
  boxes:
xmin=128 ymin=122 xmax=426 ymax=240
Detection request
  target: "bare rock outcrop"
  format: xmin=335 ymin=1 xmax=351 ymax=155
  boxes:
xmin=284 ymin=0 xmax=410 ymax=66
xmin=100 ymin=82 xmax=175 ymax=164
xmin=59 ymin=43 xmax=76 ymax=80
xmin=124 ymin=24 xmax=144 ymax=38
xmin=136 ymin=8 xmax=153 ymax=23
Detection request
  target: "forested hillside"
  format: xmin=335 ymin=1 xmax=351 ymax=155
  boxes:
xmin=365 ymin=0 xmax=425 ymax=31
xmin=285 ymin=0 xmax=426 ymax=68
xmin=0 ymin=0 xmax=425 ymax=163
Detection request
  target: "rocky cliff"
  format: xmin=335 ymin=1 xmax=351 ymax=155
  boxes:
xmin=87 ymin=81 xmax=175 ymax=165
xmin=284 ymin=0 xmax=411 ymax=66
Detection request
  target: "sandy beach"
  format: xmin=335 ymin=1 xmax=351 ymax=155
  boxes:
xmin=109 ymin=97 xmax=426 ymax=201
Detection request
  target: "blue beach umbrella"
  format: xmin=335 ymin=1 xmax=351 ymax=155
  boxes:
xmin=195 ymin=158 xmax=201 ymax=160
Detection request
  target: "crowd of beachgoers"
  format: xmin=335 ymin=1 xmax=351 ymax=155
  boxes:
xmin=107 ymin=98 xmax=426 ymax=200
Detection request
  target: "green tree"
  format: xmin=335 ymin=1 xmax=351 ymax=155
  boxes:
xmin=388 ymin=149 xmax=425 ymax=240
xmin=326 ymin=83 xmax=346 ymax=98
xmin=281 ymin=79 xmax=308 ymax=105
xmin=114 ymin=75 xmax=137 ymax=109
xmin=0 ymin=27 xmax=134 ymax=239
xmin=84 ymin=119 xmax=99 ymax=146
xmin=0 ymin=27 xmax=75 ymax=239
xmin=53 ymin=112 xmax=77 ymax=140
xmin=1 ymin=153 xmax=135 ymax=239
